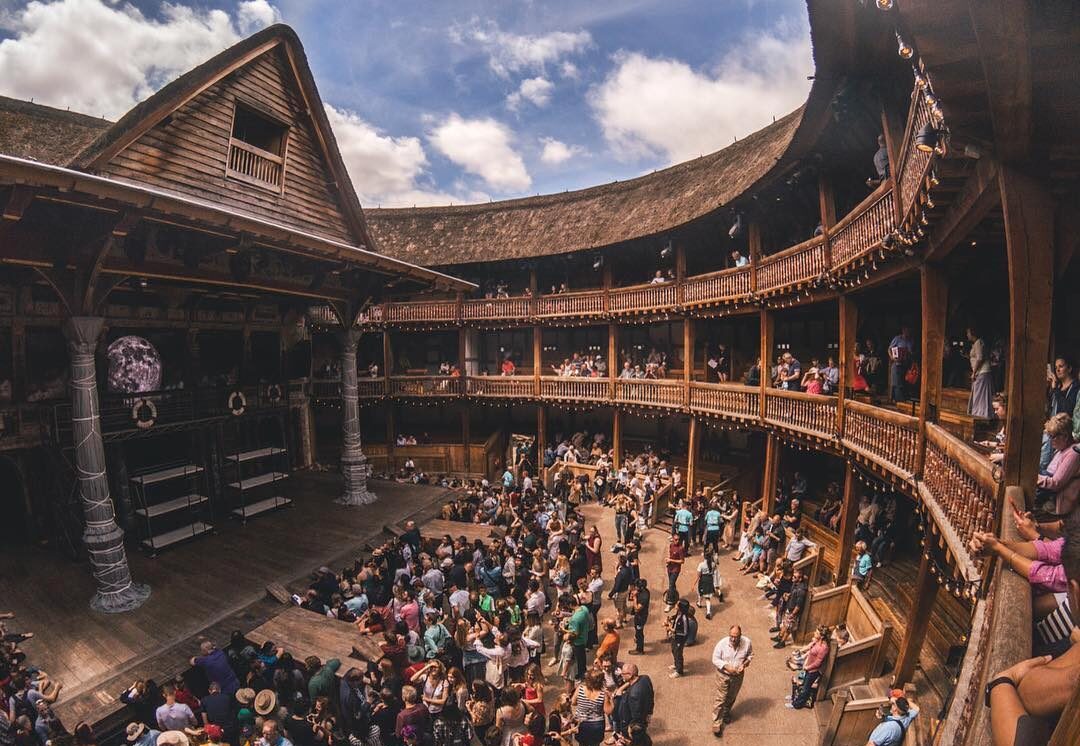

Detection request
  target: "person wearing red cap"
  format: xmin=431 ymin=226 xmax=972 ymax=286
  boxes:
xmin=204 ymin=725 xmax=224 ymax=746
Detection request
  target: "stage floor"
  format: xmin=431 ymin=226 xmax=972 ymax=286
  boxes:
xmin=0 ymin=474 xmax=452 ymax=727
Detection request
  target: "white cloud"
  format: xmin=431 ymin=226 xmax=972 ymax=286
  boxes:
xmin=453 ymin=19 xmax=591 ymax=78
xmin=0 ymin=0 xmax=281 ymax=119
xmin=539 ymin=137 xmax=585 ymax=165
xmin=506 ymin=76 xmax=554 ymax=110
xmin=560 ymin=61 xmax=580 ymax=80
xmin=588 ymin=18 xmax=812 ymax=163
xmin=428 ymin=113 xmax=531 ymax=192
xmin=325 ymin=104 xmax=482 ymax=208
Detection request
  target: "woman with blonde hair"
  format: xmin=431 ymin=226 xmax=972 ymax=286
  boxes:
xmin=1036 ymin=412 xmax=1080 ymax=515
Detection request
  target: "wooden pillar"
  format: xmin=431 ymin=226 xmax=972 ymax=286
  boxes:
xmin=536 ymin=405 xmax=547 ymax=472
xmin=892 ymin=547 xmax=939 ymax=686
xmin=608 ymin=323 xmax=618 ymax=399
xmin=749 ymin=220 xmax=762 ymax=293
xmin=612 ymin=408 xmax=624 ymax=467
xmin=837 ymin=294 xmax=858 ymax=435
xmin=687 ymin=416 xmax=700 ymax=495
xmin=759 ymin=308 xmax=773 ymax=419
xmin=918 ymin=263 xmax=948 ymax=475
xmin=675 ymin=243 xmax=687 ymax=282
xmin=819 ymin=174 xmax=836 ymax=268
xmin=62 ymin=317 xmax=150 ymax=612
xmin=382 ymin=329 xmax=393 ymax=379
xmin=339 ymin=327 xmax=375 ymax=505
xmin=880 ymin=106 xmax=905 ymax=188
xmin=11 ymin=317 xmax=25 ymax=401
xmin=1000 ymin=167 xmax=1054 ymax=494
xmin=462 ymin=408 xmax=471 ymax=473
xmin=528 ymin=267 xmax=538 ymax=296
xmin=533 ymin=325 xmax=542 ymax=396
xmin=762 ymin=433 xmax=780 ymax=514
xmin=835 ymin=463 xmax=863 ymax=586
xmin=683 ymin=317 xmax=694 ymax=405
xmin=386 ymin=403 xmax=396 ymax=466
xmin=458 ymin=327 xmax=467 ymax=376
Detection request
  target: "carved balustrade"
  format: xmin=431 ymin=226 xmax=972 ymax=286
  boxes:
xmin=921 ymin=423 xmax=997 ymax=560
xmin=608 ymin=281 xmax=679 ymax=316
xmin=383 ymin=299 xmax=459 ymax=324
xmin=465 ymin=376 xmax=535 ymax=398
xmin=688 ymin=382 xmax=760 ymax=420
xmin=614 ymin=378 xmax=685 ymax=409
xmin=763 ymin=389 xmax=838 ymax=439
xmin=388 ymin=375 xmax=462 ymax=397
xmin=897 ymin=88 xmax=935 ymax=223
xmin=355 ymin=378 xmax=387 ymax=398
xmin=681 ymin=267 xmax=752 ymax=309
xmin=536 ymin=290 xmax=607 ymax=319
xmin=540 ymin=376 xmax=611 ymax=402
xmin=756 ymin=236 xmax=827 ymax=294
xmin=461 ymin=296 xmax=534 ymax=322
xmin=829 ymin=184 xmax=896 ymax=269
xmin=841 ymin=398 xmax=919 ymax=477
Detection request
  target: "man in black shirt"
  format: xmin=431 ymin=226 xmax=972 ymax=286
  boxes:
xmin=772 ymin=569 xmax=807 ymax=648
xmin=628 ymin=579 xmax=651 ymax=655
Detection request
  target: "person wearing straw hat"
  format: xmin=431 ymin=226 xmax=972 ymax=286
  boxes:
xmin=156 ymin=731 xmax=190 ymax=746
xmin=125 ymin=722 xmax=160 ymax=746
xmin=254 ymin=690 xmax=278 ymax=719
xmin=235 ymin=688 xmax=256 ymax=732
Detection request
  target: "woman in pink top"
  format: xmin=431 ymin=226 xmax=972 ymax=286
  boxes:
xmin=788 ymin=626 xmax=830 ymax=709
xmin=1036 ymin=413 xmax=1080 ymax=514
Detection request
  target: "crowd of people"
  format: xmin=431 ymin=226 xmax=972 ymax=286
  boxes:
xmin=0 ymin=613 xmax=70 ymax=746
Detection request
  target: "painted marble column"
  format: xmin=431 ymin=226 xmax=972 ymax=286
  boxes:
xmin=338 ymin=327 xmax=376 ymax=505
xmin=63 ymin=317 xmax=151 ymax=613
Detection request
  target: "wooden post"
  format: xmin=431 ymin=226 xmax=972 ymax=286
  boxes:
xmin=759 ymin=308 xmax=773 ymax=419
xmin=528 ymin=267 xmax=538 ymax=296
xmin=819 ymin=173 xmax=836 ymax=268
xmin=687 ymin=415 xmax=700 ymax=496
xmin=608 ymin=323 xmax=618 ymax=399
xmin=837 ymin=294 xmax=858 ymax=436
xmin=612 ymin=408 xmax=624 ymax=467
xmin=892 ymin=547 xmax=939 ymax=686
xmin=462 ymin=408 xmax=471 ymax=473
xmin=62 ymin=317 xmax=150 ymax=612
xmin=533 ymin=325 xmax=542 ymax=396
xmin=749 ymin=220 xmax=762 ymax=293
xmin=880 ymin=106 xmax=904 ymax=190
xmin=683 ymin=317 xmax=694 ymax=406
xmin=675 ymin=243 xmax=687 ymax=282
xmin=918 ymin=263 xmax=948 ymax=476
xmin=382 ymin=329 xmax=392 ymax=381
xmin=458 ymin=326 xmax=467 ymax=377
xmin=339 ymin=327 xmax=375 ymax=505
xmin=536 ymin=405 xmax=547 ymax=476
xmin=386 ymin=403 xmax=396 ymax=468
xmin=762 ymin=433 xmax=780 ymax=514
xmin=835 ymin=463 xmax=862 ymax=586
xmin=1000 ymin=167 xmax=1054 ymax=494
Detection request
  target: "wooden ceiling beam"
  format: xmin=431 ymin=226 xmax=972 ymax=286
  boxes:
xmin=924 ymin=156 xmax=1001 ymax=262
xmin=967 ymin=0 xmax=1033 ymax=162
xmin=2 ymin=185 xmax=36 ymax=221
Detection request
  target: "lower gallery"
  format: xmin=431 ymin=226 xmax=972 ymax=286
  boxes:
xmin=1 ymin=3 xmax=1078 ymax=746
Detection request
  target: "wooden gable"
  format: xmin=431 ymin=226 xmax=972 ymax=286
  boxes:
xmin=95 ymin=44 xmax=356 ymax=244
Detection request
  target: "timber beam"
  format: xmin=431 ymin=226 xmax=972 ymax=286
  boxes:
xmin=923 ymin=157 xmax=1000 ymax=263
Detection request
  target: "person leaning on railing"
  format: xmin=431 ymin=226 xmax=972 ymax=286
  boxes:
xmin=987 ymin=510 xmax=1080 ymax=746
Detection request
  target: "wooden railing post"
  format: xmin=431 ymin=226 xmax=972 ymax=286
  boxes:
xmin=1000 ymin=167 xmax=1054 ymax=496
xmin=918 ymin=263 xmax=947 ymax=477
xmin=892 ymin=543 xmax=939 ymax=686
xmin=838 ymin=294 xmax=857 ymax=437
xmin=835 ymin=463 xmax=862 ymax=586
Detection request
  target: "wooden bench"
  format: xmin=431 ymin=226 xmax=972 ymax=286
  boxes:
xmin=798 ymin=583 xmax=895 ymax=695
xmin=821 ymin=682 xmax=923 ymax=746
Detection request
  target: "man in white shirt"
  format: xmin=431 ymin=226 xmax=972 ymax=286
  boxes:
xmin=521 ymin=471 xmax=534 ymax=493
xmin=711 ymin=625 xmax=753 ymax=736
xmin=448 ymin=582 xmax=471 ymax=617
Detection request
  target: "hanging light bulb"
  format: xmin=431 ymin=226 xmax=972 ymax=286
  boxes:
xmin=896 ymin=30 xmax=913 ymax=59
xmin=912 ymin=66 xmax=928 ymax=89
xmin=876 ymin=0 xmax=894 ymax=9
xmin=915 ymin=121 xmax=943 ymax=152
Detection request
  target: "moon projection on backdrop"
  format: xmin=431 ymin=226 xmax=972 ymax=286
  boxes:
xmin=106 ymin=336 xmax=162 ymax=393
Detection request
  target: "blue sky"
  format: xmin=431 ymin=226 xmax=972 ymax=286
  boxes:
xmin=0 ymin=0 xmax=814 ymax=206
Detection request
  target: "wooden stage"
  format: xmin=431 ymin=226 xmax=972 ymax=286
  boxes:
xmin=246 ymin=606 xmax=383 ymax=667
xmin=0 ymin=474 xmax=452 ymax=730
xmin=409 ymin=517 xmax=505 ymax=544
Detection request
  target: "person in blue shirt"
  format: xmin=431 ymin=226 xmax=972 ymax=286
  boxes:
xmin=673 ymin=501 xmax=694 ymax=551
xmin=502 ymin=468 xmax=515 ymax=490
xmin=704 ymin=503 xmax=723 ymax=554
xmin=850 ymin=541 xmax=873 ymax=588
xmin=867 ymin=696 xmax=918 ymax=746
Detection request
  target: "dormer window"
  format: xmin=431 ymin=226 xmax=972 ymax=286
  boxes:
xmin=227 ymin=103 xmax=288 ymax=192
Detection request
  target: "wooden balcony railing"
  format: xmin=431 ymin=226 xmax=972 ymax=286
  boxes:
xmin=608 ymin=281 xmax=679 ymax=315
xmin=829 ymin=183 xmax=896 ymax=269
xmin=688 ymin=382 xmax=759 ymax=420
xmin=540 ymin=376 xmax=611 ymax=402
xmin=536 ymin=290 xmax=607 ymax=318
xmin=388 ymin=375 xmax=462 ymax=397
xmin=462 ymin=296 xmax=534 ymax=322
xmin=614 ymin=378 xmax=685 ymax=408
xmin=227 ymin=138 xmax=284 ymax=191
xmin=763 ymin=389 xmax=838 ymax=439
xmin=465 ymin=376 xmax=535 ymax=398
xmin=383 ymin=300 xmax=459 ymax=324
xmin=356 ymin=378 xmax=387 ymax=398
xmin=920 ymin=423 xmax=997 ymax=578
xmin=756 ymin=236 xmax=827 ymax=294
xmin=841 ymin=398 xmax=919 ymax=477
xmin=896 ymin=88 xmax=935 ymax=222
xmin=681 ymin=267 xmax=752 ymax=308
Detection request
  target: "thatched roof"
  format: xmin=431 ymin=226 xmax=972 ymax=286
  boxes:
xmin=365 ymin=109 xmax=804 ymax=267
xmin=0 ymin=96 xmax=109 ymax=165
